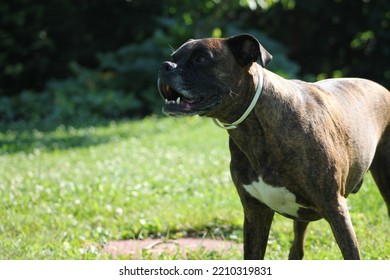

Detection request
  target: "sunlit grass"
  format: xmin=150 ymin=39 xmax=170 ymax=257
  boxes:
xmin=0 ymin=116 xmax=389 ymax=259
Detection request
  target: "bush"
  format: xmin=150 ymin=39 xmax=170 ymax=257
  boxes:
xmin=1 ymin=23 xmax=299 ymax=124
xmin=0 ymin=0 xmax=164 ymax=97
xmin=2 ymin=0 xmax=389 ymax=125
xmin=0 ymin=28 xmax=178 ymax=124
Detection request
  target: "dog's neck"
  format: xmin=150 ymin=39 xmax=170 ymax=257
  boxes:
xmin=225 ymin=69 xmax=304 ymax=176
xmin=206 ymin=64 xmax=261 ymax=125
xmin=212 ymin=68 xmax=264 ymax=129
xmin=213 ymin=66 xmax=295 ymax=129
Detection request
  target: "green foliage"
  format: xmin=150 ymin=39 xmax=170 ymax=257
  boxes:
xmin=0 ymin=67 xmax=141 ymax=123
xmin=2 ymin=0 xmax=390 ymax=124
xmin=0 ymin=2 xmax=300 ymax=124
xmin=0 ymin=0 xmax=163 ymax=97
xmin=253 ymin=0 xmax=390 ymax=84
xmin=96 ymin=29 xmax=174 ymax=116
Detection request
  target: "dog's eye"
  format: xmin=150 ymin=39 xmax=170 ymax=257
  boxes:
xmin=195 ymin=55 xmax=208 ymax=63
xmin=194 ymin=52 xmax=212 ymax=63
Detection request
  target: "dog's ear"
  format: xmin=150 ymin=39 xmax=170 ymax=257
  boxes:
xmin=226 ymin=34 xmax=272 ymax=68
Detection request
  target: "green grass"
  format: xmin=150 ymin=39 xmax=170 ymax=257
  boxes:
xmin=0 ymin=116 xmax=389 ymax=259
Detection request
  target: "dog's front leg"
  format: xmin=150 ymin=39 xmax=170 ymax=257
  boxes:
xmin=229 ymin=138 xmax=274 ymax=259
xmin=242 ymin=202 xmax=274 ymax=259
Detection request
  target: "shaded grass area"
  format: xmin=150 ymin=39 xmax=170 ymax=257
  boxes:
xmin=0 ymin=117 xmax=389 ymax=259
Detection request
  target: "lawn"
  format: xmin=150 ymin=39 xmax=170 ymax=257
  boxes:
xmin=0 ymin=116 xmax=389 ymax=259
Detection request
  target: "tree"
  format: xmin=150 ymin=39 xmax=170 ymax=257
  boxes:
xmin=246 ymin=0 xmax=390 ymax=86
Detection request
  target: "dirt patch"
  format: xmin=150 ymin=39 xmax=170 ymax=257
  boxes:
xmin=103 ymin=238 xmax=241 ymax=259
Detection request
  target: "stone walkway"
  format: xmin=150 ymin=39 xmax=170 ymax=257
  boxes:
xmin=102 ymin=238 xmax=241 ymax=259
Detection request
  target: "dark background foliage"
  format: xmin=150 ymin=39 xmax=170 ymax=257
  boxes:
xmin=1 ymin=0 xmax=389 ymax=124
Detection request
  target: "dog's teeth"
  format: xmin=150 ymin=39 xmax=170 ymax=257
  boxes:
xmin=176 ymin=97 xmax=181 ymax=104
xmin=165 ymin=99 xmax=169 ymax=104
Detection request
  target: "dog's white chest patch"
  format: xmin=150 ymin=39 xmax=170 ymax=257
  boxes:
xmin=243 ymin=177 xmax=302 ymax=217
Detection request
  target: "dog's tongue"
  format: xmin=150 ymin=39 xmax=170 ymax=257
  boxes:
xmin=179 ymin=98 xmax=195 ymax=110
xmin=182 ymin=97 xmax=199 ymax=104
xmin=181 ymin=97 xmax=204 ymax=110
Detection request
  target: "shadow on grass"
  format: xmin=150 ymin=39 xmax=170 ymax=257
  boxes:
xmin=0 ymin=131 xmax=112 ymax=155
xmin=0 ymin=117 xmax=151 ymax=155
xmin=120 ymin=218 xmax=243 ymax=243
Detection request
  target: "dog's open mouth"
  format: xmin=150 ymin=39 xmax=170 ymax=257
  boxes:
xmin=158 ymin=81 xmax=218 ymax=116
xmin=160 ymin=84 xmax=204 ymax=111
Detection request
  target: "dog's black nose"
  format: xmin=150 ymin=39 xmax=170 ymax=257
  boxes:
xmin=161 ymin=61 xmax=177 ymax=73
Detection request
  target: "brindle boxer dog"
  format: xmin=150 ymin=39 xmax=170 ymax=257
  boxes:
xmin=157 ymin=34 xmax=390 ymax=259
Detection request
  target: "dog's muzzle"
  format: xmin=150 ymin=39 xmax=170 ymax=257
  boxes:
xmin=157 ymin=62 xmax=221 ymax=116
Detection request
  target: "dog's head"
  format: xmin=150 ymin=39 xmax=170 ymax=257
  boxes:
xmin=157 ymin=34 xmax=272 ymax=117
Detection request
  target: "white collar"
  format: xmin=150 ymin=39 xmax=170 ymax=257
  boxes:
xmin=212 ymin=71 xmax=263 ymax=130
